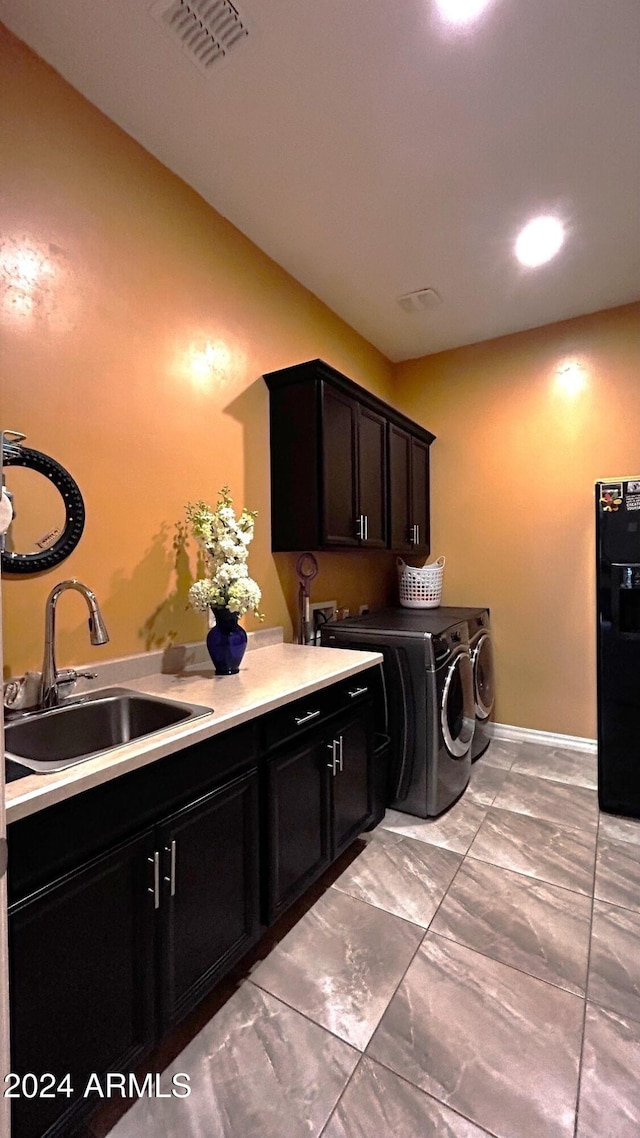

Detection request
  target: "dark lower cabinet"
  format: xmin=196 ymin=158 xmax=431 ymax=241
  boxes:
xmin=158 ymin=772 xmax=260 ymax=1030
xmin=331 ymin=711 xmax=372 ymax=855
xmin=9 ymin=832 xmax=156 ymax=1138
xmin=265 ymin=705 xmax=373 ymax=922
xmin=265 ymin=734 xmax=332 ymax=921
xmin=7 ymin=674 xmax=376 ymax=1138
xmin=8 ymin=769 xmax=260 ymax=1138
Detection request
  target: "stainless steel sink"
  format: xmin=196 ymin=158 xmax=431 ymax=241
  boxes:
xmin=4 ymin=688 xmax=213 ymax=774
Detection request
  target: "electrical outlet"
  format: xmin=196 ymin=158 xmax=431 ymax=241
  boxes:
xmin=359 ymin=604 xmax=370 ymax=616
xmin=310 ymin=601 xmax=337 ymax=643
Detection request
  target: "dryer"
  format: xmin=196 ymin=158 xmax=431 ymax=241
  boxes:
xmin=426 ymin=607 xmax=495 ymax=761
xmin=467 ymin=610 xmax=494 ymax=761
xmin=321 ymin=608 xmax=475 ymax=817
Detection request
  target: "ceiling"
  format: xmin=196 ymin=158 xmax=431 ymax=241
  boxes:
xmin=1 ymin=0 xmax=639 ymax=361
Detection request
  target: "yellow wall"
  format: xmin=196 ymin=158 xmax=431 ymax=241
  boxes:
xmin=3 ymin=26 xmax=640 ymax=742
xmin=0 ymin=25 xmax=397 ymax=678
xmin=393 ymin=302 xmax=640 ymax=738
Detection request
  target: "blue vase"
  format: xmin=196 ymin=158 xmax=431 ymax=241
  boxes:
xmin=206 ymin=607 xmax=247 ymax=675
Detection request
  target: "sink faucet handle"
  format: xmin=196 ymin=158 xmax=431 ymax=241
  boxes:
xmin=56 ymin=668 xmax=97 ymax=688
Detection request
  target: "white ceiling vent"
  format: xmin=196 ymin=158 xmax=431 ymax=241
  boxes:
xmin=396 ymin=288 xmax=443 ymax=314
xmin=150 ymin=0 xmax=249 ymax=72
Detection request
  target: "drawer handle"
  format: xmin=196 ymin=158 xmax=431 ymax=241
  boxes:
xmin=294 ymin=709 xmax=321 ymax=726
xmin=147 ymin=851 xmax=160 ymax=909
xmin=347 ymin=686 xmax=368 ymax=699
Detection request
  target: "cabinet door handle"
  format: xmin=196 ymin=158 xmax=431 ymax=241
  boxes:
xmin=295 ymin=709 xmax=321 ymax=726
xmin=327 ymin=739 xmax=337 ymax=775
xmin=338 ymin=735 xmax=344 ymax=772
xmin=147 ymin=851 xmax=160 ymax=909
xmin=347 ymin=685 xmax=368 ymax=699
xmin=356 ymin=514 xmax=364 ymax=540
xmin=415 ymin=524 xmax=420 ymax=545
xmin=164 ymin=840 xmax=176 ymax=897
xmin=364 ymin=514 xmax=369 ymax=541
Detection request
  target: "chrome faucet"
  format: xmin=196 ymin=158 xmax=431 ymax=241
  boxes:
xmin=40 ymin=579 xmax=109 ymax=708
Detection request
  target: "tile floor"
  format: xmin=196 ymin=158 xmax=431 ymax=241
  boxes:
xmin=108 ymin=738 xmax=640 ymax=1138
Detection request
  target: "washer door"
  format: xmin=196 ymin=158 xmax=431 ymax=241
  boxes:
xmin=441 ymin=649 xmax=475 ymax=758
xmin=472 ymin=632 xmax=495 ymax=720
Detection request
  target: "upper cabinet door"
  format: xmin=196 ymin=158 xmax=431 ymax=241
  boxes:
xmin=388 ymin=426 xmax=431 ymax=555
xmin=357 ymin=406 xmax=387 ymax=548
xmin=410 ymin=436 xmax=430 ymax=555
xmin=321 ymin=385 xmax=359 ymax=546
xmin=388 ymin=424 xmax=413 ymax=553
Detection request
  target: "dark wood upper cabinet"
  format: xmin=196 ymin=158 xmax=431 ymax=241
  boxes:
xmin=321 ymin=384 xmax=359 ymax=546
xmin=264 ymin=359 xmax=434 ymax=553
xmin=388 ymin=424 xmax=431 ymax=556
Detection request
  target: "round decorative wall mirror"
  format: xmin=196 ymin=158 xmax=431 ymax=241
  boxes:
xmin=1 ymin=445 xmax=86 ymax=575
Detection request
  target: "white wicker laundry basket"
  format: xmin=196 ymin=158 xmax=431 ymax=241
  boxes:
xmin=397 ymin=556 xmax=445 ymax=609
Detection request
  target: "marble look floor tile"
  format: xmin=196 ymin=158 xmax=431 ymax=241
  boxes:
xmin=468 ymin=808 xmax=596 ymax=895
xmin=492 ymin=771 xmax=598 ymax=833
xmin=510 ymin=745 xmax=598 ymax=790
xmin=251 ymin=889 xmax=424 ymax=1050
xmin=109 ymin=982 xmax=358 ymax=1138
xmin=430 ymin=858 xmax=591 ymax=995
xmin=380 ymin=796 xmax=487 ymax=855
xmin=466 ymin=761 xmax=509 ymax=806
xmin=576 ymin=1002 xmax=640 ymax=1138
xmin=477 ymin=739 xmax=519 ymax=770
xmin=367 ymin=934 xmax=583 ymax=1138
xmin=595 ymin=836 xmax=640 ymax=912
xmin=598 ymin=811 xmax=640 ymax=847
xmin=331 ymin=830 xmax=462 ymax=928
xmin=322 ymin=1057 xmax=493 ymax=1138
xmin=587 ymin=899 xmax=640 ymax=1023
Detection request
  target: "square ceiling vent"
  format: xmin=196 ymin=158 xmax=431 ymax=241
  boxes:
xmin=396 ymin=288 xmax=443 ymax=314
xmin=150 ymin=0 xmax=249 ymax=72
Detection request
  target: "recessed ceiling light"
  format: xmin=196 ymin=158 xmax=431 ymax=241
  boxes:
xmin=515 ymin=215 xmax=565 ymax=267
xmin=435 ymin=0 xmax=493 ymax=26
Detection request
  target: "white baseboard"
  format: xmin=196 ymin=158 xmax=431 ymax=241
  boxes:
xmin=489 ymin=722 xmax=597 ymax=754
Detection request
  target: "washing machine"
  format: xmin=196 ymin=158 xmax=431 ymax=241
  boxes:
xmin=320 ymin=608 xmax=475 ymax=817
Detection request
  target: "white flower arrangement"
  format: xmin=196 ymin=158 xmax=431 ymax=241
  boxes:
xmin=186 ymin=487 xmax=263 ymax=618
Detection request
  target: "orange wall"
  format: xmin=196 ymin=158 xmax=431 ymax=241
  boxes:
xmin=3 ymin=27 xmax=639 ymax=742
xmin=393 ymin=302 xmax=640 ymax=738
xmin=0 ymin=25 xmax=397 ymax=678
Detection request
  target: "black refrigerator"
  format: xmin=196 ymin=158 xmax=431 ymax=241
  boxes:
xmin=596 ymin=477 xmax=640 ymax=818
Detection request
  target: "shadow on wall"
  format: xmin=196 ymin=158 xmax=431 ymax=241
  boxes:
xmin=138 ymin=521 xmax=206 ymax=652
xmin=224 ymin=375 xmax=293 ymax=638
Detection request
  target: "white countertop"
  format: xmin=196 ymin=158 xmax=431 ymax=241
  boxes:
xmin=5 ymin=643 xmax=382 ymax=824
